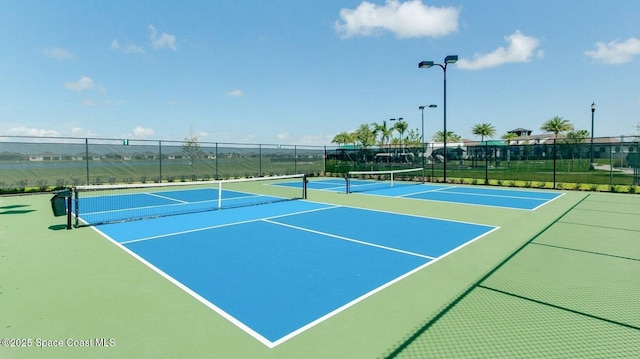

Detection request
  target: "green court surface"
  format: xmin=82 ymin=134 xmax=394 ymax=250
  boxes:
xmin=1 ymin=180 xmax=639 ymax=358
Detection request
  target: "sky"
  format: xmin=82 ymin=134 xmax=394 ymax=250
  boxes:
xmin=1 ymin=0 xmax=639 ymax=146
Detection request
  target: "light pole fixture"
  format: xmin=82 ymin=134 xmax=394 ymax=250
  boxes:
xmin=589 ymin=102 xmax=596 ymax=170
xmin=419 ymin=104 xmax=437 ymax=182
xmin=419 ymin=55 xmax=457 ymax=182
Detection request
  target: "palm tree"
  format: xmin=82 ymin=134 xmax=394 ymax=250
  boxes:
xmin=331 ymin=131 xmax=355 ymax=147
xmin=353 ymin=123 xmax=376 ymax=148
xmin=372 ymin=120 xmax=394 ymax=148
xmin=393 ymin=120 xmax=409 ymax=149
xmin=501 ymin=132 xmax=519 ymax=163
xmin=471 ymin=123 xmax=496 ymax=142
xmin=541 ymin=116 xmax=574 ymax=138
xmin=542 ymin=117 xmax=574 ymax=173
xmin=501 ymin=132 xmax=518 ymax=144
xmin=432 ymin=130 xmax=461 ymax=142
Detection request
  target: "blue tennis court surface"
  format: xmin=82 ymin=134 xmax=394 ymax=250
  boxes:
xmin=92 ymin=195 xmax=497 ymax=347
xmin=295 ymin=179 xmax=563 ymax=210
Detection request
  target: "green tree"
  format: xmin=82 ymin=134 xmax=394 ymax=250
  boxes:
xmin=353 ymin=123 xmax=376 ymax=148
xmin=541 ymin=116 xmax=574 ymax=138
xmin=541 ymin=116 xmax=574 ymax=163
xmin=404 ymin=128 xmax=422 ymax=147
xmin=182 ymin=132 xmax=202 ymax=177
xmin=501 ymin=132 xmax=519 ymax=163
xmin=501 ymin=132 xmax=518 ymax=143
xmin=432 ymin=130 xmax=461 ymax=142
xmin=392 ymin=120 xmax=409 ymax=148
xmin=331 ymin=131 xmax=355 ymax=147
xmin=563 ymin=129 xmax=590 ymax=167
xmin=372 ymin=120 xmax=394 ymax=148
xmin=471 ymin=123 xmax=496 ymax=142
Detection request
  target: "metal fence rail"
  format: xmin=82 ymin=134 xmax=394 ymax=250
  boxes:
xmin=324 ymin=136 xmax=640 ymax=190
xmin=1 ymin=135 xmax=638 ymax=193
xmin=0 ymin=136 xmax=326 ymax=191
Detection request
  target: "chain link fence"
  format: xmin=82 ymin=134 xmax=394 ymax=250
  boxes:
xmin=324 ymin=136 xmax=640 ymax=192
xmin=1 ymin=135 xmax=639 ymax=193
xmin=0 ymin=136 xmax=326 ymax=193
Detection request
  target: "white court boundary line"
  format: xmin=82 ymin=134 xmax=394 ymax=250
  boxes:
xmin=344 ymin=182 xmax=566 ymax=211
xmin=90 ymin=202 xmax=500 ymax=348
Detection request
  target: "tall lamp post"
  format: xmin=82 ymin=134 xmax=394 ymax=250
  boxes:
xmin=419 ymin=104 xmax=437 ymax=182
xmin=419 ymin=55 xmax=458 ymax=181
xmin=589 ymin=102 xmax=596 ymax=170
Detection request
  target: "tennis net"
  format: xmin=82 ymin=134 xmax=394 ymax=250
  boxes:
xmin=345 ymin=168 xmax=423 ymax=194
xmin=74 ymin=174 xmax=307 ymax=226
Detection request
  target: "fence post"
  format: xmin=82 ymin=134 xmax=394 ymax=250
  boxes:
xmin=259 ymin=144 xmax=262 ymax=177
xmin=610 ymin=143 xmax=613 ymax=187
xmin=485 ymin=141 xmax=489 ymax=184
xmin=553 ymin=139 xmax=557 ymax=189
xmin=159 ymin=140 xmax=162 ymax=182
xmin=85 ymin=138 xmax=90 ymax=185
xmin=215 ymin=143 xmax=219 ymax=180
xmin=323 ymin=146 xmax=327 ymax=175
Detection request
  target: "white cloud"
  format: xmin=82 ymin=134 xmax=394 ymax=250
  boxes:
xmin=6 ymin=126 xmax=61 ymax=137
xmin=132 ymin=126 xmax=155 ymax=138
xmin=149 ymin=25 xmax=177 ymax=51
xmin=227 ymin=89 xmax=244 ymax=97
xmin=43 ymin=47 xmax=73 ymax=60
xmin=70 ymin=127 xmax=97 ymax=137
xmin=292 ymin=134 xmax=334 ymax=146
xmin=111 ymin=39 xmax=144 ymax=54
xmin=584 ymin=37 xmax=640 ymax=64
xmin=457 ymin=30 xmax=542 ymax=70
xmin=335 ymin=0 xmax=459 ymax=38
xmin=64 ymin=76 xmax=96 ymax=91
xmin=194 ymin=131 xmax=210 ymax=140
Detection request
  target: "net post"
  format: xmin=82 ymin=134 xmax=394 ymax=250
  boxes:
xmin=73 ymin=187 xmax=79 ymax=228
xmin=302 ymin=174 xmax=308 ymax=199
xmin=344 ymin=174 xmax=350 ymax=194
xmin=217 ymin=181 xmax=223 ymax=209
xmin=66 ymin=192 xmax=72 ymax=230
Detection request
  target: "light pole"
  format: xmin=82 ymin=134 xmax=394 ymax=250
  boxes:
xmin=419 ymin=104 xmax=437 ymax=182
xmin=419 ymin=55 xmax=458 ymax=182
xmin=589 ymin=102 xmax=596 ymax=170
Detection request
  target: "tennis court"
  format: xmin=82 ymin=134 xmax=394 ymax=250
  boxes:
xmin=298 ymin=176 xmax=563 ymax=210
xmin=76 ymin=178 xmax=497 ymax=347
xmin=1 ymin=174 xmax=639 ymax=358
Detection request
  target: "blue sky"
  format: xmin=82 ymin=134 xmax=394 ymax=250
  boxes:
xmin=1 ymin=0 xmax=639 ymax=146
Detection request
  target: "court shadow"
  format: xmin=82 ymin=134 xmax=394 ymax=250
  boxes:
xmin=0 ymin=204 xmax=34 ymax=215
xmin=0 ymin=204 xmax=30 ymax=210
xmin=48 ymin=224 xmax=70 ymax=231
xmin=0 ymin=209 xmax=36 ymax=215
